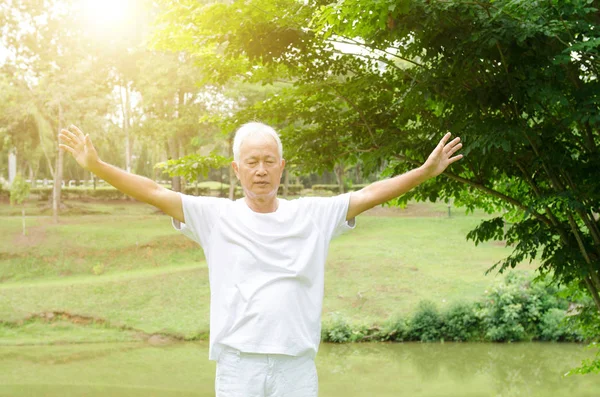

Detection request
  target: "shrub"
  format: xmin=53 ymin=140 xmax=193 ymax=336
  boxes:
xmin=539 ymin=308 xmax=579 ymax=342
xmin=347 ymin=183 xmax=369 ymax=192
xmin=380 ymin=315 xmax=409 ymax=342
xmin=442 ymin=302 xmax=481 ymax=342
xmin=182 ymin=186 xmax=212 ymax=196
xmin=30 ymin=186 xmax=128 ymax=200
xmin=408 ymin=301 xmax=443 ymax=342
xmin=311 ymin=184 xmax=341 ymax=193
xmin=277 ymin=184 xmax=304 ymax=195
xmin=474 ymin=272 xmax=576 ymax=342
xmin=476 ymin=274 xmax=530 ymax=342
xmin=0 ymin=181 xmax=8 ymax=198
xmin=317 ymin=272 xmax=583 ymax=345
xmin=348 ymin=323 xmax=371 ymax=342
xmin=564 ymin=299 xmax=600 ymax=342
xmin=322 ymin=317 xmax=353 ymax=343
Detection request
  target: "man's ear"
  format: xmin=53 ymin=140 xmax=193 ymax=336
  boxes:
xmin=232 ymin=161 xmax=240 ymax=180
xmin=280 ymin=159 xmax=286 ymax=180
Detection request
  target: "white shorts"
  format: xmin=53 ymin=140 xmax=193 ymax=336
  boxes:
xmin=215 ymin=346 xmax=318 ymax=397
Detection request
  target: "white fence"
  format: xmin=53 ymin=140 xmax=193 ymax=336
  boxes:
xmin=23 ymin=180 xmax=172 ymax=188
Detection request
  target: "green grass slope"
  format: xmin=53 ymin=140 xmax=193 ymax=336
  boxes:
xmin=0 ymin=199 xmax=536 ymax=343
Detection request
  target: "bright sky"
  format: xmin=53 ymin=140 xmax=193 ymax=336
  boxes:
xmin=0 ymin=46 xmax=7 ymax=65
xmin=77 ymin=0 xmax=139 ymax=40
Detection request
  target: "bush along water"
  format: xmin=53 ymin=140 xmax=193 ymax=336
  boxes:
xmin=321 ymin=272 xmax=587 ymax=344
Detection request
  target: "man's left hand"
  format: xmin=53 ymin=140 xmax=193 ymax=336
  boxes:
xmin=422 ymin=132 xmax=463 ymax=178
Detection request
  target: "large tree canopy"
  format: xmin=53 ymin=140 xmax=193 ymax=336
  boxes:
xmin=154 ymin=0 xmax=600 ymax=320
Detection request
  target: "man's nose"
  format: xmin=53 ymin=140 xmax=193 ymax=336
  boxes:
xmin=256 ymin=162 xmax=267 ymax=175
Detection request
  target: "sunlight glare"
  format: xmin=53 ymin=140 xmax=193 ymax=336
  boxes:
xmin=79 ymin=0 xmax=134 ymax=36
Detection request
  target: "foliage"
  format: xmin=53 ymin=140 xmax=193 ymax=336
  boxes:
xmin=476 ymin=272 xmax=551 ymax=342
xmin=442 ymin=303 xmax=482 ymax=342
xmin=152 ymin=0 xmax=600 ymax=324
xmin=9 ymin=173 xmax=31 ymax=235
xmin=155 ymin=153 xmax=232 ymax=182
xmin=408 ymin=301 xmax=442 ymax=342
xmin=568 ymin=343 xmax=600 ymax=375
xmin=9 ymin=174 xmax=30 ymax=206
xmin=320 ymin=272 xmax=584 ymax=344
xmin=311 ymin=184 xmax=346 ymax=193
xmin=539 ymin=308 xmax=580 ymax=342
xmin=379 ymin=314 xmax=409 ymax=342
xmin=322 ymin=316 xmax=353 ymax=343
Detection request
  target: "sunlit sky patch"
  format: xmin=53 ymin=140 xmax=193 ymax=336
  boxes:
xmin=77 ymin=0 xmax=138 ymax=40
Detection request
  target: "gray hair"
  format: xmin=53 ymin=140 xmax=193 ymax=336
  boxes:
xmin=232 ymin=122 xmax=283 ymax=162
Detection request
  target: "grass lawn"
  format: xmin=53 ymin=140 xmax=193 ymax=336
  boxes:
xmin=0 ymin=198 xmax=537 ymax=343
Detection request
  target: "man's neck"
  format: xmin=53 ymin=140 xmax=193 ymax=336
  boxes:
xmin=244 ymin=195 xmax=279 ymax=213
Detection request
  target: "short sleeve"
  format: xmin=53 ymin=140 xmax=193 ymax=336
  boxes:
xmin=171 ymin=192 xmax=227 ymax=248
xmin=301 ymin=193 xmax=356 ymax=240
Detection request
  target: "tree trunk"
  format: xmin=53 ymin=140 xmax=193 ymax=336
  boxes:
xmin=335 ymin=162 xmax=345 ymax=194
xmin=37 ymin=115 xmax=55 ymax=178
xmin=228 ymin=167 xmax=236 ymax=200
xmin=8 ymin=148 xmax=17 ymax=185
xmin=228 ymin=137 xmax=236 ymax=200
xmin=283 ymin=168 xmax=289 ymax=199
xmin=178 ymin=137 xmax=186 ymax=192
xmin=21 ymin=204 xmax=26 ymax=236
xmin=28 ymin=163 xmax=36 ymax=188
xmin=120 ymin=83 xmax=132 ymax=174
xmin=167 ymin=137 xmax=181 ymax=193
xmin=52 ymin=101 xmax=64 ymax=224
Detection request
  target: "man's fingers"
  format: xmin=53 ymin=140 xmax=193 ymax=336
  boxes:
xmin=59 ymin=134 xmax=75 ymax=147
xmin=443 ymin=136 xmax=460 ymax=148
xmin=439 ymin=132 xmax=452 ymax=146
xmin=69 ymin=125 xmax=85 ymax=140
xmin=443 ymin=138 xmax=462 ymax=156
xmin=449 ymin=154 xmax=464 ymax=164
xmin=447 ymin=142 xmax=463 ymax=156
xmin=61 ymin=129 xmax=80 ymax=144
xmin=59 ymin=144 xmax=75 ymax=155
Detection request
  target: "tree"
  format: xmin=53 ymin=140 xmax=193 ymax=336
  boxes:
xmin=1 ymin=0 xmax=114 ymax=220
xmin=10 ymin=173 xmax=30 ymax=236
xmin=153 ymin=0 xmax=600 ymax=319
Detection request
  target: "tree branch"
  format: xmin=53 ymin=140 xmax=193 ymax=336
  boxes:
xmin=393 ymin=153 xmax=553 ymax=228
xmin=328 ymin=48 xmax=422 ymax=84
xmin=515 ymin=160 xmax=571 ymax=245
xmin=585 ymin=276 xmax=600 ymax=313
xmin=328 ymin=36 xmax=426 ymax=69
xmin=327 ymin=84 xmax=379 ymax=148
xmin=562 ymin=170 xmax=600 ymax=257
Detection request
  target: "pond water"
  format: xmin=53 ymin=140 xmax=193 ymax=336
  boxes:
xmin=0 ymin=341 xmax=598 ymax=397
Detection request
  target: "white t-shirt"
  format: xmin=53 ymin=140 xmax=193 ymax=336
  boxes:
xmin=172 ymin=192 xmax=355 ymax=361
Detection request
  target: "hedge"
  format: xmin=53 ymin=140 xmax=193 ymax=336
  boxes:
xmin=321 ymin=272 xmax=588 ymax=344
xmin=4 ymin=182 xmax=351 ymax=200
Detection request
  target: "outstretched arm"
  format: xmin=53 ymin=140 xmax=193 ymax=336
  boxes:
xmin=346 ymin=132 xmax=463 ymax=220
xmin=59 ymin=125 xmax=184 ymax=223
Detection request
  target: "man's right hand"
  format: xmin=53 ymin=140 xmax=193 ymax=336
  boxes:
xmin=58 ymin=124 xmax=185 ymax=223
xmin=58 ymin=125 xmax=100 ymax=171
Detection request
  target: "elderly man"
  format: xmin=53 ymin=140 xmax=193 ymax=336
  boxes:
xmin=59 ymin=122 xmax=462 ymax=397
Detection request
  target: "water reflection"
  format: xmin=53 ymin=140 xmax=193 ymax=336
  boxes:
xmin=0 ymin=342 xmax=598 ymax=397
xmin=317 ymin=342 xmax=600 ymax=397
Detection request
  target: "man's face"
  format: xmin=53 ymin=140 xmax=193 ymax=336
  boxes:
xmin=232 ymin=133 xmax=285 ymax=201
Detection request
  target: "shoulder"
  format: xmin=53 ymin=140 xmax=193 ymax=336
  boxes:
xmin=180 ymin=193 xmax=232 ymax=212
xmin=180 ymin=193 xmax=230 ymax=203
xmin=297 ymin=193 xmax=352 ymax=207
